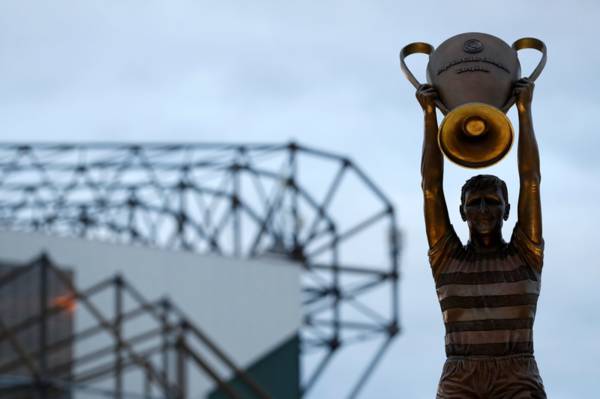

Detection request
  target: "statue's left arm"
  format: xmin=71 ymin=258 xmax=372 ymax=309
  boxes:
xmin=515 ymin=78 xmax=542 ymax=244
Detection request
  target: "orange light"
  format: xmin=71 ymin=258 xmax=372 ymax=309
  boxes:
xmin=52 ymin=294 xmax=77 ymax=313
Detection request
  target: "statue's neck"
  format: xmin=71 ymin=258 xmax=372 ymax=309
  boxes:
xmin=468 ymin=230 xmax=505 ymax=253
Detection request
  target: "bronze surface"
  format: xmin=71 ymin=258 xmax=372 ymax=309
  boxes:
xmin=427 ymin=33 xmax=520 ymax=112
xmin=411 ymin=41 xmax=545 ymax=396
xmin=400 ymin=33 xmax=546 ymax=168
xmin=438 ymin=102 xmax=514 ymax=168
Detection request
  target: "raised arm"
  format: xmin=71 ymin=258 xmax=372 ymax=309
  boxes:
xmin=417 ymin=85 xmax=451 ymax=247
xmin=514 ymin=78 xmax=542 ymax=243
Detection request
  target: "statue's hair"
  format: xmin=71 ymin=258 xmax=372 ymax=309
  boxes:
xmin=460 ymin=175 xmax=508 ymax=205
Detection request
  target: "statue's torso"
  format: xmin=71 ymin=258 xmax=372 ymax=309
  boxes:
xmin=429 ymin=225 xmax=543 ymax=357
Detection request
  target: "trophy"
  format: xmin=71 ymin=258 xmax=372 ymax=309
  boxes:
xmin=400 ymin=32 xmax=546 ymax=168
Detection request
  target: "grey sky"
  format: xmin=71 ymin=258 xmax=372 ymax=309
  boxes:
xmin=1 ymin=1 xmax=599 ymax=397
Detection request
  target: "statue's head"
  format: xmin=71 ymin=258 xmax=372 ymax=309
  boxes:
xmin=460 ymin=174 xmax=510 ymax=236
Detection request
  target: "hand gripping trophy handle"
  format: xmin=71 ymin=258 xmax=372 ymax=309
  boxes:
xmin=501 ymin=37 xmax=547 ymax=111
xmin=399 ymin=42 xmax=449 ymax=114
xmin=399 ymin=37 xmax=547 ymax=114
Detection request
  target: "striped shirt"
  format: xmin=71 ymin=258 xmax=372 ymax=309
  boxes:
xmin=429 ymin=224 xmax=544 ymax=357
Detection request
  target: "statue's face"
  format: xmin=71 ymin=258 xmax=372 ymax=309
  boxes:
xmin=461 ymin=186 xmax=509 ymax=235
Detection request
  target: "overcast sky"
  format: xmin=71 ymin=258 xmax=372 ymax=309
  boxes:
xmin=1 ymin=1 xmax=599 ymax=398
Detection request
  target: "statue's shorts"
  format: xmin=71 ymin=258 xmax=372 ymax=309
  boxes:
xmin=436 ymin=354 xmax=547 ymax=399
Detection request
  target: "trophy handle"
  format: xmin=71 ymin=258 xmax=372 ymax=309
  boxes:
xmin=399 ymin=42 xmax=449 ymax=114
xmin=512 ymin=37 xmax=547 ymax=82
xmin=502 ymin=37 xmax=547 ymax=112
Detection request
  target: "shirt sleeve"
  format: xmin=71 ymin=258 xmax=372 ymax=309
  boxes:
xmin=510 ymin=223 xmax=544 ymax=272
xmin=427 ymin=225 xmax=462 ymax=277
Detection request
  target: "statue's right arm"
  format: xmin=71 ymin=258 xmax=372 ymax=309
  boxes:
xmin=417 ymin=85 xmax=452 ymax=248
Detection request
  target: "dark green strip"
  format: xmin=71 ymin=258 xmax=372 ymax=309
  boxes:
xmin=446 ymin=341 xmax=533 ymax=357
xmin=445 ymin=318 xmax=534 ymax=333
xmin=440 ymin=294 xmax=539 ymax=311
xmin=437 ymin=265 xmax=537 ymax=287
xmin=208 ymin=334 xmax=300 ymax=399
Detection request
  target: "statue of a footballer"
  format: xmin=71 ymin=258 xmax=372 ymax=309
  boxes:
xmin=401 ymin=33 xmax=548 ymax=398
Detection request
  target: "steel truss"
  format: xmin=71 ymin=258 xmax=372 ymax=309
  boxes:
xmin=0 ymin=142 xmax=401 ymax=398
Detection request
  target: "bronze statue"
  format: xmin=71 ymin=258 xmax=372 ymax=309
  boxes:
xmin=403 ymin=33 xmax=547 ymax=398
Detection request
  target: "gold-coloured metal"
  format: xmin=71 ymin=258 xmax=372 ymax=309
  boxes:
xmin=414 ymin=61 xmax=545 ymax=396
xmin=463 ymin=117 xmax=487 ymax=137
xmin=400 ymin=33 xmax=546 ymax=168
xmin=438 ymin=102 xmax=514 ymax=168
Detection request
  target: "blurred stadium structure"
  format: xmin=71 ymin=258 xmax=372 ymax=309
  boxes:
xmin=0 ymin=142 xmax=401 ymax=398
xmin=0 ymin=254 xmax=282 ymax=399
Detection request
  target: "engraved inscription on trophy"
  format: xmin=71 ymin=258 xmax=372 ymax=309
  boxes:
xmin=456 ymin=66 xmax=490 ymax=74
xmin=436 ymin=57 xmax=510 ymax=76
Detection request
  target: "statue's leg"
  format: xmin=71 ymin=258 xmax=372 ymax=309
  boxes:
xmin=491 ymin=356 xmax=547 ymax=399
xmin=436 ymin=358 xmax=481 ymax=399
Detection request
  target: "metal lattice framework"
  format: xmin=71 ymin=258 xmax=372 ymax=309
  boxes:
xmin=0 ymin=142 xmax=401 ymax=398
